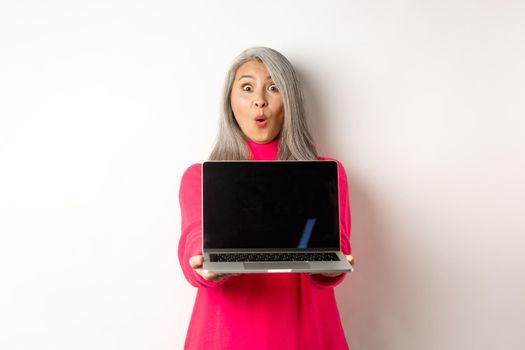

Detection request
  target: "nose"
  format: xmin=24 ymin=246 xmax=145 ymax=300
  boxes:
xmin=253 ymin=91 xmax=267 ymax=108
xmin=254 ymin=100 xmax=267 ymax=108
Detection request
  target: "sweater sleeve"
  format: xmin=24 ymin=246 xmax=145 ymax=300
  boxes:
xmin=307 ymin=158 xmax=352 ymax=288
xmin=178 ymin=163 xmax=228 ymax=288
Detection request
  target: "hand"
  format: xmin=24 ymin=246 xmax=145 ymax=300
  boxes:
xmin=316 ymin=254 xmax=355 ymax=278
xmin=189 ymin=255 xmax=239 ymax=282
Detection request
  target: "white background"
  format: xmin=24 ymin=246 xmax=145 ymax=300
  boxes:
xmin=1 ymin=1 xmax=524 ymax=349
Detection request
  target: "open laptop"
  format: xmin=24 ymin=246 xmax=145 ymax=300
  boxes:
xmin=202 ymin=160 xmax=353 ymax=274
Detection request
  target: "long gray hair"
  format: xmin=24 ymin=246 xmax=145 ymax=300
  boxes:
xmin=209 ymin=47 xmax=318 ymax=160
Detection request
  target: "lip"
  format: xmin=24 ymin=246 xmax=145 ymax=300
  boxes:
xmin=254 ymin=115 xmax=268 ymax=128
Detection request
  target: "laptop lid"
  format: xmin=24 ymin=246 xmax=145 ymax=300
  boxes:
xmin=202 ymin=161 xmax=340 ymax=252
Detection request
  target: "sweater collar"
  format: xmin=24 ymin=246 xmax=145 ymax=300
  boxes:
xmin=247 ymin=138 xmax=280 ymax=160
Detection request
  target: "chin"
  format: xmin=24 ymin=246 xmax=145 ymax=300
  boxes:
xmin=245 ymin=133 xmax=264 ymax=143
xmin=250 ymin=138 xmax=269 ymax=144
xmin=251 ymin=135 xmax=275 ymax=144
xmin=245 ymin=128 xmax=279 ymax=144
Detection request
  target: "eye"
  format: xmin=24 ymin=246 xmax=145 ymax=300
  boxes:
xmin=268 ymin=84 xmax=279 ymax=92
xmin=242 ymin=84 xmax=252 ymax=92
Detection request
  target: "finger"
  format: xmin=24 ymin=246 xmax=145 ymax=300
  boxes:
xmin=307 ymin=272 xmax=343 ymax=278
xmin=203 ymin=271 xmax=229 ymax=281
xmin=190 ymin=255 xmax=239 ymax=281
xmin=189 ymin=255 xmax=204 ymax=269
xmin=346 ymin=255 xmax=355 ymax=267
xmin=204 ymin=271 xmax=241 ymax=281
xmin=323 ymin=272 xmax=343 ymax=278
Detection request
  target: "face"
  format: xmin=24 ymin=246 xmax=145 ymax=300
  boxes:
xmin=230 ymin=60 xmax=284 ymax=144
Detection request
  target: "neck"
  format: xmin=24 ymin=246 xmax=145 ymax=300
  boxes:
xmin=247 ymin=138 xmax=280 ymax=160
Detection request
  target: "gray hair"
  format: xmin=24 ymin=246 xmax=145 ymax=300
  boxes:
xmin=209 ymin=47 xmax=318 ymax=160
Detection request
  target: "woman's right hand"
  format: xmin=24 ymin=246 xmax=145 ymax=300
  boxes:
xmin=189 ymin=255 xmax=238 ymax=282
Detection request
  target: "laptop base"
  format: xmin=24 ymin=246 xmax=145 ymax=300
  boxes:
xmin=203 ymin=251 xmax=353 ymax=274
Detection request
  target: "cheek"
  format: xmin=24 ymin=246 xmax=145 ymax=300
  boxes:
xmin=230 ymin=96 xmax=242 ymax=121
xmin=274 ymin=95 xmax=284 ymax=112
xmin=231 ymin=94 xmax=250 ymax=116
xmin=274 ymin=98 xmax=284 ymax=120
xmin=273 ymin=100 xmax=285 ymax=132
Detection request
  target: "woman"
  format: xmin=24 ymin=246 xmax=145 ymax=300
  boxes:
xmin=178 ymin=47 xmax=354 ymax=349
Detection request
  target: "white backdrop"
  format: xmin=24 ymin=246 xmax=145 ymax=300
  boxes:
xmin=1 ymin=1 xmax=524 ymax=349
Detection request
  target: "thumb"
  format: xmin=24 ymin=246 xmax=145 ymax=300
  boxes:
xmin=189 ymin=255 xmax=204 ymax=269
xmin=346 ymin=255 xmax=355 ymax=267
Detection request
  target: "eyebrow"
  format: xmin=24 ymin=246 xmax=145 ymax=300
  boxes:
xmin=237 ymin=75 xmax=272 ymax=81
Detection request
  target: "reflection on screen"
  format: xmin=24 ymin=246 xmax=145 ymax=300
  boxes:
xmin=298 ymin=218 xmax=317 ymax=248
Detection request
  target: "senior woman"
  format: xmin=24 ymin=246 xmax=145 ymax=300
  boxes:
xmin=178 ymin=47 xmax=354 ymax=350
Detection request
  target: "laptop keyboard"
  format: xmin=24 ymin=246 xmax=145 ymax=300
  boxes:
xmin=209 ymin=252 xmax=340 ymax=262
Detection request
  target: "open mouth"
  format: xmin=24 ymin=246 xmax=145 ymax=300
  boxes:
xmin=255 ymin=115 xmax=268 ymax=127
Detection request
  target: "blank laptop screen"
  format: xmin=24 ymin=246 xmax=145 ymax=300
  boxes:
xmin=203 ymin=161 xmax=340 ymax=251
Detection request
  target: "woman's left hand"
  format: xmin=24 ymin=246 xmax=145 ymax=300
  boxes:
xmin=316 ymin=254 xmax=355 ymax=278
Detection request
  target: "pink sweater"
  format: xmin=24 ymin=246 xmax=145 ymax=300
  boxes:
xmin=178 ymin=139 xmax=352 ymax=350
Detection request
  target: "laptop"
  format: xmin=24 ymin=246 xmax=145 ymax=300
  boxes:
xmin=202 ymin=160 xmax=353 ymax=274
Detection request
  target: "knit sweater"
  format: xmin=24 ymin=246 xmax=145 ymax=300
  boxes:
xmin=178 ymin=139 xmax=352 ymax=350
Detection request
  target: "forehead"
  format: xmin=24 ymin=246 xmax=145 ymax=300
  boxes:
xmin=234 ymin=60 xmax=271 ymax=79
